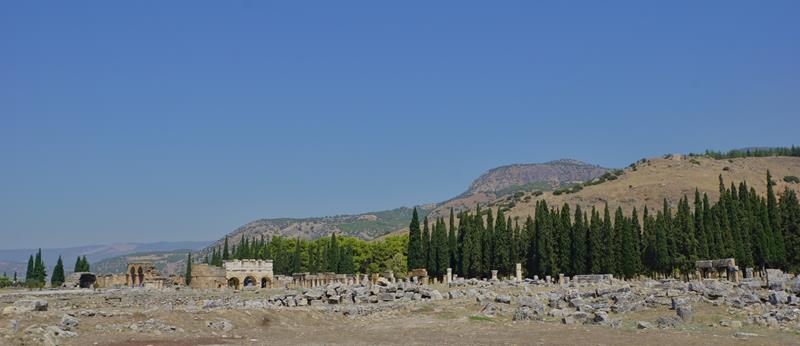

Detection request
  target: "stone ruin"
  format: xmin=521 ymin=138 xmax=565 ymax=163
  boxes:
xmin=62 ymin=272 xmax=97 ymax=289
xmin=223 ymin=259 xmax=274 ymax=289
xmin=189 ymin=263 xmax=227 ymax=289
xmin=291 ymin=272 xmax=364 ymax=288
xmin=125 ymin=262 xmax=181 ymax=289
xmin=695 ymin=258 xmax=740 ymax=282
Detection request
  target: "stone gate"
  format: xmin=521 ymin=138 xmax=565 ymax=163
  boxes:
xmin=223 ymin=259 xmax=274 ymax=289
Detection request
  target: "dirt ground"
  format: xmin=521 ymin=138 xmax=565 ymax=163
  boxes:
xmin=2 ymin=286 xmax=799 ymax=346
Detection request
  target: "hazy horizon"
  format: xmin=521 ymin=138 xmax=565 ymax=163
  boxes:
xmin=3 ymin=1 xmax=799 ymax=248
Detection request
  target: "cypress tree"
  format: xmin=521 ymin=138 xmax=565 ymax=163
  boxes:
xmin=571 ymin=205 xmax=586 ymax=275
xmin=588 ymin=207 xmax=603 ymax=274
xmin=483 ymin=209 xmax=494 ymax=276
xmin=34 ymin=249 xmax=45 ymax=286
xmin=601 ymin=204 xmax=615 ymax=274
xmin=494 ymin=209 xmax=511 ymax=275
xmin=434 ymin=218 xmax=449 ymax=279
xmin=524 ymin=215 xmax=537 ymax=276
xmin=767 ymin=171 xmax=787 ymax=267
xmin=779 ymin=188 xmax=800 ymax=272
xmin=630 ymin=207 xmax=642 ymax=276
xmin=74 ymin=257 xmax=82 ymax=273
xmin=51 ymin=256 xmax=65 ymax=287
xmin=328 ymin=233 xmax=339 ymax=272
xmin=557 ymin=204 xmax=572 ymax=276
xmin=185 ymin=253 xmax=193 ymax=285
xmin=448 ymin=208 xmax=457 ymax=272
xmin=422 ymin=217 xmax=432 ymax=275
xmin=222 ymin=236 xmax=230 ymax=261
xmin=25 ymin=255 xmax=33 ymax=286
xmin=694 ymin=189 xmax=709 ymax=259
xmin=407 ymin=208 xmax=421 ymax=270
xmin=613 ymin=206 xmax=625 ymax=277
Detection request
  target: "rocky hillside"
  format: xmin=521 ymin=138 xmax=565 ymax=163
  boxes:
xmin=499 ymin=155 xmax=800 ymax=222
xmin=465 ymin=159 xmax=608 ymax=195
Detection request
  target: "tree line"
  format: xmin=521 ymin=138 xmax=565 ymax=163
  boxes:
xmin=699 ymin=146 xmax=800 ymax=160
xmin=204 ymin=232 xmax=408 ymax=277
xmin=19 ymin=251 xmax=90 ymax=288
xmin=408 ymin=172 xmax=800 ymax=280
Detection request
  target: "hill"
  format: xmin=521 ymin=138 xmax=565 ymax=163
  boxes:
xmin=498 ymin=155 xmax=800 ymax=221
xmin=199 ymin=159 xmax=609 ymax=256
xmin=92 ymin=250 xmax=194 ymax=276
xmin=0 ymin=241 xmax=210 ymax=279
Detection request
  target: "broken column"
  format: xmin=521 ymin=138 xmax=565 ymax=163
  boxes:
xmin=515 ymin=263 xmax=522 ymax=282
xmin=491 ymin=270 xmax=498 ymax=281
xmin=446 ymin=268 xmax=452 ymax=284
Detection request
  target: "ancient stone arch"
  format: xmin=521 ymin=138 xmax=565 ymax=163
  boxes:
xmin=223 ymin=259 xmax=274 ymax=290
xmin=126 ymin=262 xmax=164 ymax=288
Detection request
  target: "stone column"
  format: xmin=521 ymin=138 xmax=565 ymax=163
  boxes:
xmin=491 ymin=270 xmax=498 ymax=281
xmin=515 ymin=263 xmax=522 ymax=282
xmin=558 ymin=273 xmax=565 ymax=285
xmin=446 ymin=268 xmax=452 ymax=284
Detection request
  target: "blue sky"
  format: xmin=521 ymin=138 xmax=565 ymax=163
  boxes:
xmin=2 ymin=1 xmax=798 ymax=249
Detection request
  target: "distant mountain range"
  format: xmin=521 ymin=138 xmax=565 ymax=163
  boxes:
xmin=0 ymin=241 xmax=211 ymax=279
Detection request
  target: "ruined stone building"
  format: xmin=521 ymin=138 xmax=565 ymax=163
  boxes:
xmin=223 ymin=259 xmax=274 ymax=289
xmin=126 ymin=262 xmax=180 ymax=288
xmin=189 ymin=264 xmax=227 ymax=289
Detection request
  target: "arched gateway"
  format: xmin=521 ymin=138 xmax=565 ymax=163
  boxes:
xmin=223 ymin=259 xmax=273 ymax=289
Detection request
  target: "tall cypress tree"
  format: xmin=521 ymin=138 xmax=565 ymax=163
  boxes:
xmin=766 ymin=171 xmax=786 ymax=267
xmin=571 ymin=205 xmax=586 ymax=275
xmin=694 ymin=189 xmax=709 ymax=259
xmin=222 ymin=236 xmax=230 ymax=261
xmin=33 ymin=249 xmax=46 ymax=287
xmin=494 ymin=209 xmax=511 ymax=275
xmin=630 ymin=207 xmax=642 ymax=277
xmin=407 ymin=208 xmax=421 ymax=270
xmin=185 ymin=253 xmax=193 ymax=285
xmin=422 ymin=217 xmax=432 ymax=275
xmin=74 ymin=257 xmax=82 ymax=273
xmin=601 ymin=204 xmax=615 ymax=274
xmin=51 ymin=256 xmax=65 ymax=287
xmin=588 ymin=207 xmax=603 ymax=274
xmin=779 ymin=188 xmax=800 ymax=272
xmin=327 ymin=233 xmax=339 ymax=272
xmin=25 ymin=255 xmax=34 ymax=286
xmin=483 ymin=209 xmax=494 ymax=276
xmin=557 ymin=204 xmax=572 ymax=276
xmin=448 ymin=208 xmax=457 ymax=271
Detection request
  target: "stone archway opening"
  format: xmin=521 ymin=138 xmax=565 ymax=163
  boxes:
xmin=261 ymin=277 xmax=269 ymax=288
xmin=228 ymin=277 xmax=240 ymax=289
xmin=137 ymin=267 xmax=144 ymax=286
xmin=129 ymin=267 xmax=135 ymax=286
xmin=78 ymin=273 xmax=96 ymax=288
xmin=243 ymin=276 xmax=257 ymax=287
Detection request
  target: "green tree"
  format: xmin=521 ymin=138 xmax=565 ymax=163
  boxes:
xmin=185 ymin=253 xmax=193 ymax=285
xmin=222 ymin=236 xmax=230 ymax=260
xmin=407 ymin=208 xmax=422 ymax=270
xmin=571 ymin=205 xmax=586 ymax=275
xmin=779 ymin=188 xmax=800 ymax=272
xmin=601 ymin=204 xmax=615 ymax=274
xmin=588 ymin=207 xmax=603 ymax=274
xmin=557 ymin=204 xmax=572 ymax=276
xmin=328 ymin=233 xmax=339 ymax=272
xmin=767 ymin=171 xmax=787 ymax=267
xmin=483 ymin=209 xmax=494 ymax=276
xmin=448 ymin=208 xmax=457 ymax=272
xmin=292 ymin=238 xmax=302 ymax=274
xmin=25 ymin=255 xmax=34 ymax=284
xmin=494 ymin=209 xmax=511 ymax=275
xmin=51 ymin=256 xmax=65 ymax=287
xmin=422 ymin=217 xmax=432 ymax=274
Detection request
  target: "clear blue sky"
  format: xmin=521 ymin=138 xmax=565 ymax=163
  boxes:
xmin=2 ymin=1 xmax=798 ymax=249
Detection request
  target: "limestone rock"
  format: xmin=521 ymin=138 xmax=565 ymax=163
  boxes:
xmin=676 ymin=305 xmax=693 ymax=322
xmin=206 ymin=318 xmax=233 ymax=332
xmin=637 ymin=321 xmax=653 ymax=329
xmin=61 ymin=314 xmax=79 ymax=331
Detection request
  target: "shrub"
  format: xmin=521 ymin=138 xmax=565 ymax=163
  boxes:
xmin=690 ymin=158 xmax=700 ymax=165
xmin=785 ymin=176 xmax=800 ymax=184
xmin=722 ymin=166 xmax=730 ymax=171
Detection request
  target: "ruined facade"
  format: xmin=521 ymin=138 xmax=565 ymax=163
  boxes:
xmin=223 ymin=259 xmax=274 ymax=289
xmin=126 ymin=262 xmax=174 ymax=288
xmin=189 ymin=264 xmax=227 ymax=289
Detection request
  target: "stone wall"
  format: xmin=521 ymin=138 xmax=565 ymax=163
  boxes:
xmin=190 ymin=264 xmax=227 ymax=289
